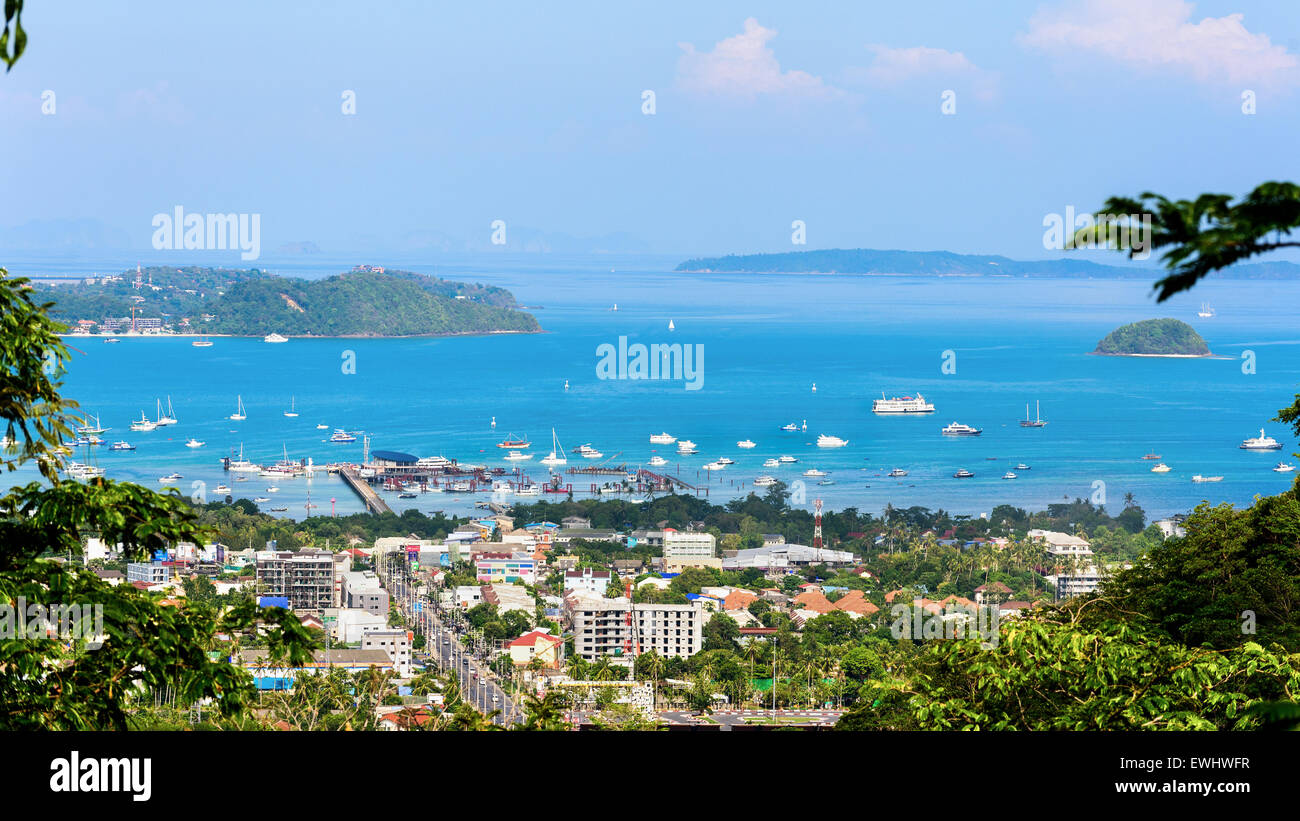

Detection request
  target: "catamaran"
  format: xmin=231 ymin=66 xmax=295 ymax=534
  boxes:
xmin=230 ymin=395 xmax=247 ymax=421
xmin=284 ymin=396 xmax=299 ymax=418
xmin=1020 ymin=401 xmax=1047 ymax=427
xmin=155 ymin=397 xmax=178 ymax=426
xmin=541 ymin=429 xmax=568 ymax=467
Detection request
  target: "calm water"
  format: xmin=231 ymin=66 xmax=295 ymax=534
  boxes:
xmin=15 ymin=253 xmax=1300 ymax=521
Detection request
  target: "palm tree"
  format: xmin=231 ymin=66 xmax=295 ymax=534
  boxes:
xmin=565 ymin=655 xmax=589 ymax=680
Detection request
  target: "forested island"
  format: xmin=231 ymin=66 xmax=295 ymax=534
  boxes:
xmin=676 ymin=247 xmax=1300 ymax=280
xmin=35 ymin=266 xmax=540 ymax=337
xmin=1093 ymin=318 xmax=1211 ymax=357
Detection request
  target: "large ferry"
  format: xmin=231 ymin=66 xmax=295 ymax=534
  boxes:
xmin=873 ymin=392 xmax=935 ymax=414
xmin=1240 ymin=429 xmax=1283 ymax=450
xmin=941 ymin=422 xmax=982 ymax=436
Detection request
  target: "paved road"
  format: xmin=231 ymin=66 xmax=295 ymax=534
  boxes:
xmin=424 ymin=613 xmax=521 ymax=726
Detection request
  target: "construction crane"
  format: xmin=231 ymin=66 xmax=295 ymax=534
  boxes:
xmin=813 ymin=499 xmax=824 ymax=549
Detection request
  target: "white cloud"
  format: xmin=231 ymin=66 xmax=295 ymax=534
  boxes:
xmin=676 ymin=18 xmax=841 ymax=100
xmin=852 ymin=45 xmax=998 ymax=100
xmin=1020 ymin=0 xmax=1298 ymax=87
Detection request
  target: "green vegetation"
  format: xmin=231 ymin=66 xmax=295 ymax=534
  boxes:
xmin=1093 ymin=318 xmax=1210 ymax=356
xmin=34 ymin=266 xmax=539 ymax=337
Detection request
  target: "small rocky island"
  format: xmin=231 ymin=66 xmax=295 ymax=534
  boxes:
xmin=1094 ymin=318 xmax=1211 ymax=357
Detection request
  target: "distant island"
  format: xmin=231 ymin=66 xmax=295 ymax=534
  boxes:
xmin=1093 ymin=318 xmax=1211 ymax=357
xmin=675 ymin=248 xmax=1300 ymax=280
xmin=34 ymin=265 xmax=541 ymax=337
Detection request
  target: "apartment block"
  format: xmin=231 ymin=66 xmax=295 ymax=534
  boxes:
xmin=255 ymin=549 xmax=338 ymax=613
xmin=662 ymin=529 xmax=716 ymax=561
xmin=566 ymin=593 xmax=704 ymax=661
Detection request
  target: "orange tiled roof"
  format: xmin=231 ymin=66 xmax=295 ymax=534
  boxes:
xmin=792 ymin=590 xmax=835 ymax=614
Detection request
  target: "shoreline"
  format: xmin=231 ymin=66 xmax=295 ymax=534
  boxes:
xmin=59 ymin=328 xmax=544 ymax=340
xmin=1090 ymin=351 xmax=1219 ymax=359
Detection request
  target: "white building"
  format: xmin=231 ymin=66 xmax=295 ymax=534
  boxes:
xmin=565 ymin=592 xmax=704 ymax=661
xmin=361 ymin=629 xmax=413 ymax=676
xmin=1030 ymin=530 xmax=1103 ymax=600
xmin=564 ymin=568 xmax=612 ymax=596
xmin=662 ymin=529 xmax=717 ymax=560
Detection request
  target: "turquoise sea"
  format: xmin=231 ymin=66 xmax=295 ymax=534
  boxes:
xmin=12 ymin=253 xmax=1300 ymax=522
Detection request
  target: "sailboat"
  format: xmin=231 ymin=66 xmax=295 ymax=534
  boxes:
xmin=191 ymin=335 xmax=213 ymax=347
xmin=1198 ymin=303 xmax=1215 ymax=318
xmin=284 ymin=396 xmax=299 ymax=418
xmin=229 ymin=395 xmax=247 ymax=421
xmin=668 ymin=319 xmax=675 ymax=331
xmin=155 ymin=397 xmax=178 ymax=426
xmin=75 ymin=413 xmax=109 ymax=435
xmin=541 ymin=428 xmax=568 ymax=467
xmin=1020 ymin=400 xmax=1047 ymax=427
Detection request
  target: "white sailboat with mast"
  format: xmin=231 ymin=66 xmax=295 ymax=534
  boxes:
xmin=541 ymin=428 xmax=568 ymax=467
xmin=229 ymin=395 xmax=247 ymax=421
xmin=1019 ymin=400 xmax=1047 ymax=427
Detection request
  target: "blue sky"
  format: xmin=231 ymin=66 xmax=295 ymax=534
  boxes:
xmin=2 ymin=0 xmax=1299 ymax=260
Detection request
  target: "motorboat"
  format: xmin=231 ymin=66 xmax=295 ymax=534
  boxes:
xmin=316 ymin=423 xmax=329 ymax=430
xmin=214 ymin=484 xmax=232 ymax=494
xmin=1002 ymin=471 xmax=1018 ymax=480
xmin=576 ymin=444 xmax=603 ymax=459
xmin=265 ymin=486 xmax=280 ymax=493
xmin=780 ymin=422 xmax=798 ymax=432
xmin=648 ymin=455 xmax=668 ymax=467
xmin=185 ymin=438 xmax=204 ymax=448
xmin=816 ymin=434 xmax=848 ymax=448
xmin=716 ymin=457 xmax=735 ymax=465
xmin=398 ymin=492 xmax=418 ymax=499
xmin=491 ymin=480 xmax=514 ymax=494
xmin=329 ymin=429 xmax=357 ymax=443
xmin=777 ymin=455 xmax=798 ymax=463
xmin=1142 ymin=452 xmax=1162 ymax=460
xmin=109 ymin=441 xmax=135 ymax=451
xmin=887 ymin=468 xmax=908 ymax=477
xmin=650 ymin=432 xmax=676 ymax=445
xmin=1274 ymin=463 xmax=1295 ymax=473
xmin=676 ymin=440 xmax=698 ymax=454
xmin=1192 ymin=475 xmax=1223 ymax=483
xmin=1151 ymin=463 xmax=1172 ymax=473
xmin=158 ymin=473 xmax=183 ymax=484
xmin=763 ymin=458 xmax=780 ymax=468
xmin=1240 ymin=429 xmax=1283 ymax=450
xmin=1015 ymin=463 xmax=1030 ymax=471
xmin=516 ymin=484 xmax=541 ymax=496
xmin=504 ymin=450 xmax=533 ymax=461
xmin=753 ymin=476 xmax=778 ymax=487
xmin=941 ymin=422 xmax=982 ymax=436
xmin=737 ymin=439 xmax=756 ymax=449
xmin=129 ymin=413 xmax=157 ymax=432
xmin=953 ymin=469 xmax=974 ymax=478
xmin=703 ymin=461 xmax=726 ymax=471
xmin=254 ymin=496 xmax=271 ymax=503
xmin=803 ymin=468 xmax=827 ymax=477
xmin=817 ymin=479 xmax=835 ymax=486
xmin=264 ymin=333 xmax=289 ymax=343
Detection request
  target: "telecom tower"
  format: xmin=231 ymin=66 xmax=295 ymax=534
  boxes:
xmin=813 ymin=499 xmax=824 ymax=549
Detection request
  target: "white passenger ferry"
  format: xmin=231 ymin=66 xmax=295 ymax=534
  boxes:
xmin=872 ymin=392 xmax=935 ymax=414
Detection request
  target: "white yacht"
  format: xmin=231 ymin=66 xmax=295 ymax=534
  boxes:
xmin=158 ymin=472 xmax=183 ymax=484
xmin=129 ymin=413 xmax=156 ymax=432
xmin=763 ymin=458 xmax=780 ymax=468
xmin=872 ymin=392 xmax=935 ymax=414
xmin=316 ymin=423 xmax=329 ymax=430
xmin=541 ymin=429 xmax=568 ymax=467
xmin=780 ymin=422 xmax=798 ymax=432
xmin=1274 ymin=462 xmax=1295 ymax=473
xmin=650 ymin=432 xmax=676 ymax=445
xmin=504 ymin=450 xmax=533 ymax=461
xmin=703 ymin=461 xmax=726 ymax=471
xmin=816 ymin=434 xmax=848 ymax=448
xmin=753 ymin=475 xmax=778 ymax=487
xmin=803 ymin=468 xmax=827 ymax=477
xmin=1151 ymin=463 xmax=1172 ymax=473
xmin=941 ymin=422 xmax=982 ymax=436
xmin=1240 ymin=429 xmax=1283 ymax=450
xmin=737 ymin=439 xmax=757 ymax=449
xmin=576 ymin=444 xmax=603 ymax=459
xmin=329 ymin=429 xmax=357 ymax=443
xmin=1015 ymin=463 xmax=1031 ymax=471
xmin=516 ymin=484 xmax=541 ymax=497
xmin=226 ymin=444 xmax=261 ymax=473
xmin=185 ymin=438 xmax=204 ymax=448
xmin=676 ymin=440 xmax=698 ymax=454
xmin=264 ymin=333 xmax=289 ymax=343
xmin=887 ymin=468 xmax=908 ymax=477
xmin=648 ymin=455 xmax=668 ymax=467
xmin=284 ymin=396 xmax=299 ymax=418
xmin=777 ymin=455 xmax=798 ymax=463
xmin=716 ymin=457 xmax=735 ymax=465
xmin=229 ymin=395 xmax=247 ymax=421
xmin=1002 ymin=471 xmax=1018 ymax=480
xmin=491 ymin=480 xmax=515 ymax=494
xmin=416 ymin=455 xmax=453 ymax=469
xmin=1192 ymin=474 xmax=1223 ymax=483
xmin=953 ymin=468 xmax=974 ymax=479
xmin=109 ymin=441 xmax=135 ymax=451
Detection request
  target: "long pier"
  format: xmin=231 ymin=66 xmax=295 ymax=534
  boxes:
xmin=340 ymin=467 xmax=393 ymax=514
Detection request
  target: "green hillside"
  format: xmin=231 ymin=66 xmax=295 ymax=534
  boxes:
xmin=1093 ymin=318 xmax=1210 ymax=356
